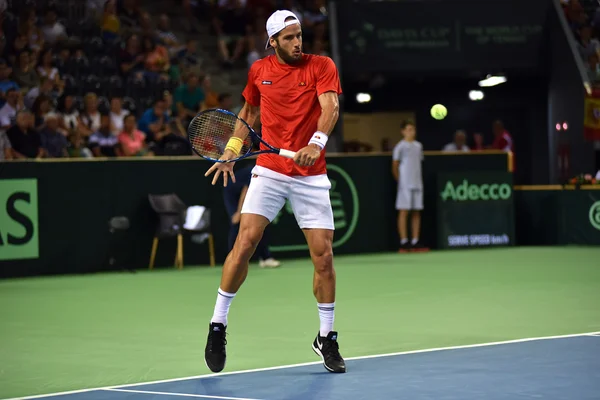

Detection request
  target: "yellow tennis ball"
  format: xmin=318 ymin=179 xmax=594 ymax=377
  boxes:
xmin=430 ymin=104 xmax=448 ymax=120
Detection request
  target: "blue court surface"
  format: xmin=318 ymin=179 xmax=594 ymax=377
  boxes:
xmin=10 ymin=333 xmax=600 ymax=400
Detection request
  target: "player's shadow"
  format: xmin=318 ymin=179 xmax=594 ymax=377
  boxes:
xmin=189 ymin=368 xmax=338 ymax=400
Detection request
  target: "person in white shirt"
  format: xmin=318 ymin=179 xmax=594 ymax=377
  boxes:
xmin=109 ymin=96 xmax=129 ymax=136
xmin=392 ymin=120 xmax=428 ymax=253
xmin=442 ymin=130 xmax=470 ymax=152
xmin=40 ymin=7 xmax=67 ymax=45
xmin=0 ymin=88 xmax=23 ymax=129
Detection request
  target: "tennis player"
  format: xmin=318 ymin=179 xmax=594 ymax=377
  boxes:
xmin=203 ymin=9 xmax=345 ymax=374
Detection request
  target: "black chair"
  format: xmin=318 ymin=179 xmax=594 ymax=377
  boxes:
xmin=148 ymin=193 xmax=187 ymax=270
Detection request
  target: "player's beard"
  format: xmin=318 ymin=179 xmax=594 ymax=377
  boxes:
xmin=276 ymin=46 xmax=302 ymax=64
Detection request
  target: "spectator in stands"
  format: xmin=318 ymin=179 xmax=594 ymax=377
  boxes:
xmin=25 ymin=76 xmax=54 ymax=110
xmin=137 ymin=97 xmax=170 ymax=146
xmin=178 ymin=38 xmax=201 ymax=72
xmin=37 ymin=48 xmax=64 ymax=93
xmin=174 ymin=72 xmax=205 ymax=123
xmin=109 ymin=96 xmax=129 ymax=136
xmin=66 ymin=131 xmax=93 ymax=158
xmin=203 ymin=74 xmax=220 ymax=109
xmin=136 ymin=12 xmax=155 ymax=40
xmin=0 ymin=88 xmax=23 ymax=129
xmin=118 ymin=113 xmax=151 ymax=156
xmin=577 ymin=25 xmax=600 ymax=59
xmin=12 ymin=50 xmax=40 ymax=90
xmin=302 ymin=0 xmax=328 ymax=53
xmin=31 ymin=94 xmax=52 ymax=130
xmin=18 ymin=8 xmax=44 ymax=56
xmin=142 ymin=36 xmax=170 ymax=81
xmin=214 ymin=0 xmax=251 ymax=67
xmin=0 ymin=59 xmax=19 ymax=99
xmin=78 ymin=92 xmax=102 ymax=138
xmin=218 ymin=93 xmax=233 ymax=111
xmin=7 ymin=35 xmax=29 ymax=67
xmin=101 ymin=0 xmax=121 ymax=42
xmin=117 ymin=0 xmax=141 ymax=29
xmin=57 ymin=94 xmax=79 ymax=135
xmin=119 ymin=34 xmax=145 ymax=80
xmin=156 ymin=14 xmax=184 ymax=56
xmin=586 ymin=53 xmax=600 ymax=82
xmin=163 ymin=91 xmax=175 ymax=118
xmin=442 ymin=130 xmax=470 ymax=152
xmin=473 ymin=133 xmax=484 ymax=151
xmin=89 ymin=113 xmax=121 ymax=157
xmin=0 ymin=129 xmax=12 ymax=160
xmin=6 ymin=110 xmax=44 ymax=159
xmin=40 ymin=7 xmax=67 ymax=46
xmin=491 ymin=120 xmax=514 ymax=153
xmin=40 ymin=112 xmax=68 ymax=158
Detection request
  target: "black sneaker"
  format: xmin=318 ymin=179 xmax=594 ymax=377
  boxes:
xmin=411 ymin=241 xmax=429 ymax=253
xmin=204 ymin=322 xmax=227 ymax=372
xmin=398 ymin=242 xmax=411 ymax=253
xmin=312 ymin=331 xmax=346 ymax=373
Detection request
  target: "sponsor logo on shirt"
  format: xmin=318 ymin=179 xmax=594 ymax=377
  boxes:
xmin=299 ymin=82 xmax=306 ymax=86
xmin=261 ymin=81 xmax=272 ymax=85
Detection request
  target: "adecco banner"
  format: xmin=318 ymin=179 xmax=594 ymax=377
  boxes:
xmin=437 ymin=172 xmax=515 ymax=248
xmin=0 ymin=179 xmax=39 ymax=260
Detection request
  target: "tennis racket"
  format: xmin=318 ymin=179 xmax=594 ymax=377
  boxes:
xmin=187 ymin=108 xmax=296 ymax=162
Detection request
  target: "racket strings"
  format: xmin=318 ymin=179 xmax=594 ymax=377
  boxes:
xmin=188 ymin=111 xmax=252 ymax=160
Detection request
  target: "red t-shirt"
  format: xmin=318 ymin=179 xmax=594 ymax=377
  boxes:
xmin=242 ymin=54 xmax=342 ymax=176
xmin=492 ymin=131 xmax=513 ymax=152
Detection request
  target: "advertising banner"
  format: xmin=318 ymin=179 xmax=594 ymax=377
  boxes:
xmin=0 ymin=179 xmax=39 ymax=260
xmin=437 ymin=172 xmax=515 ymax=248
xmin=560 ymin=189 xmax=600 ymax=245
xmin=335 ymin=0 xmax=547 ymax=74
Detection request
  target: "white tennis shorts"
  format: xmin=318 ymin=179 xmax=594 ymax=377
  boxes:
xmin=241 ymin=165 xmax=335 ymax=230
xmin=396 ymin=188 xmax=424 ymax=210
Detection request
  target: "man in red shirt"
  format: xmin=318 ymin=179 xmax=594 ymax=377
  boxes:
xmin=203 ymin=10 xmax=345 ymax=374
xmin=491 ymin=120 xmax=515 ymax=171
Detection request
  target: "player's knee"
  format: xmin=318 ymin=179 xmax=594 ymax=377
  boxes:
xmin=234 ymin=225 xmax=262 ymax=254
xmin=312 ymin=247 xmax=334 ymax=274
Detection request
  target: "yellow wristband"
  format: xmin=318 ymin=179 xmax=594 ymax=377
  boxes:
xmin=225 ymin=137 xmax=244 ymax=155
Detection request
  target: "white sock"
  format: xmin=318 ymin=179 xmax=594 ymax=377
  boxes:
xmin=210 ymin=288 xmax=236 ymax=326
xmin=400 ymin=238 xmax=408 ymax=245
xmin=317 ymin=302 xmax=335 ymax=337
xmin=411 ymin=238 xmax=418 ymax=245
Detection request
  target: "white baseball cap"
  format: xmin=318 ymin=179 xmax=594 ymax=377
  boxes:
xmin=265 ymin=10 xmax=301 ymax=50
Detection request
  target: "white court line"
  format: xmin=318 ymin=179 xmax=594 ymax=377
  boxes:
xmin=4 ymin=330 xmax=600 ymax=400
xmin=102 ymin=388 xmax=263 ymax=400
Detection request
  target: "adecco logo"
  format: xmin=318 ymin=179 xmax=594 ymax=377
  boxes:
xmin=441 ymin=180 xmax=512 ymax=202
xmin=270 ymin=164 xmax=359 ymax=251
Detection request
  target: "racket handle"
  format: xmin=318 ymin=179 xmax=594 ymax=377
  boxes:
xmin=279 ymin=149 xmax=296 ymax=159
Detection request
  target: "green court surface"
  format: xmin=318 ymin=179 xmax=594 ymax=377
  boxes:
xmin=1 ymin=247 xmax=599 ymax=399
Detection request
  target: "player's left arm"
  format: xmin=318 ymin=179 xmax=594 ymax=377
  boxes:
xmin=294 ymin=57 xmax=341 ymax=167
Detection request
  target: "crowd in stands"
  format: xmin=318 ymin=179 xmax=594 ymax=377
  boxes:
xmin=563 ymin=0 xmax=600 ymax=84
xmin=0 ymin=0 xmax=331 ymax=160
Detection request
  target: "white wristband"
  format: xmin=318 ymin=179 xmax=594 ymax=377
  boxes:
xmin=308 ymin=131 xmax=328 ymax=150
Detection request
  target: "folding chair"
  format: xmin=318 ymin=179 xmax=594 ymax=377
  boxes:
xmin=148 ymin=193 xmax=187 ymax=269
